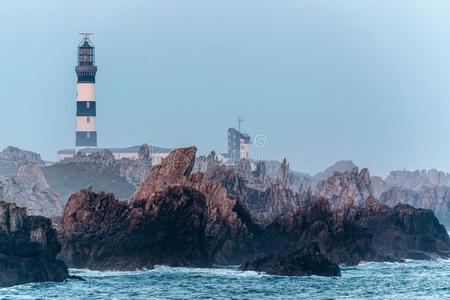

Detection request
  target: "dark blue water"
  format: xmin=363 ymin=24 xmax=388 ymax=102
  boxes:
xmin=2 ymin=260 xmax=450 ymax=299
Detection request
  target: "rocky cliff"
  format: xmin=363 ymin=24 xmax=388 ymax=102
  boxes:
xmin=193 ymin=151 xmax=221 ymax=173
xmin=385 ymin=169 xmax=450 ymax=191
xmin=314 ymin=167 xmax=373 ymax=209
xmin=0 ymin=201 xmax=69 ymax=287
xmin=60 ymin=147 xmax=450 ymax=270
xmin=0 ymin=163 xmax=63 ymax=218
xmin=198 ymin=160 xmax=311 ymax=224
xmin=311 ymin=160 xmax=357 ymax=187
xmin=380 ymin=186 xmax=450 ymax=227
xmin=133 ymin=147 xmax=256 ymax=264
xmin=0 ymin=146 xmax=44 ymax=165
xmin=261 ymin=197 xmax=450 ymax=265
xmin=0 ymin=146 xmax=44 ymax=177
xmin=60 ymin=186 xmax=210 ymax=270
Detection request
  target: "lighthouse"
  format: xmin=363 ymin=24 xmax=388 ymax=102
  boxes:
xmin=75 ymin=33 xmax=98 ymax=152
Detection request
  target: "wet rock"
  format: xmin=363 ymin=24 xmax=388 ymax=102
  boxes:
xmin=59 ymin=147 xmax=450 ymax=269
xmin=0 ymin=201 xmax=69 ymax=287
xmin=262 ymin=197 xmax=450 ymax=265
xmin=380 ymin=186 xmax=450 ymax=227
xmin=240 ymin=243 xmax=341 ymax=277
xmin=60 ymin=185 xmax=210 ymax=270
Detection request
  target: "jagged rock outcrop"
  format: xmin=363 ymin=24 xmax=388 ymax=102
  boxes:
xmin=276 ymin=159 xmax=289 ymax=188
xmin=118 ymin=145 xmax=153 ymax=186
xmin=371 ymin=176 xmax=387 ymax=198
xmin=0 ymin=201 xmax=69 ymax=287
xmin=253 ymin=161 xmax=267 ymax=181
xmin=60 ymin=186 xmax=210 ymax=270
xmin=133 ymin=147 xmax=197 ymax=199
xmin=193 ymin=151 xmax=221 ymax=173
xmin=311 ymin=160 xmax=357 ymax=187
xmin=261 ymin=197 xmax=450 ymax=265
xmin=133 ymin=147 xmax=256 ymax=264
xmin=0 ymin=146 xmax=44 ymax=165
xmin=59 ymin=147 xmax=450 ymax=269
xmin=199 ymin=159 xmax=311 ymax=224
xmin=240 ymin=243 xmax=341 ymax=277
xmin=315 ymin=167 xmax=373 ymax=209
xmin=0 ymin=163 xmax=63 ymax=217
xmin=118 ymin=158 xmax=152 ymax=186
xmin=380 ymin=186 xmax=450 ymax=227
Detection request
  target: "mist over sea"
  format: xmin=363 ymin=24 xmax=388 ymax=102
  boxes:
xmin=2 ymin=259 xmax=450 ymax=299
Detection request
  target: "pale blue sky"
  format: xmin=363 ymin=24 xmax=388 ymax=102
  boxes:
xmin=0 ymin=0 xmax=450 ymax=176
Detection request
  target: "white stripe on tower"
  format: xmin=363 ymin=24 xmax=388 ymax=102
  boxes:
xmin=75 ymin=33 xmax=98 ymax=153
xmin=77 ymin=83 xmax=95 ymax=101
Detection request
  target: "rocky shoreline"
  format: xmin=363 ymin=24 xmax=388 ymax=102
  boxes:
xmin=58 ymin=147 xmax=450 ymax=275
xmin=2 ymin=146 xmax=450 ymax=286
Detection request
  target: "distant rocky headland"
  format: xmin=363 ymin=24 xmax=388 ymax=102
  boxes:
xmin=1 ymin=145 xmax=450 ymax=284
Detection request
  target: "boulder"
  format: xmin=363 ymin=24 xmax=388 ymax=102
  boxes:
xmin=240 ymin=243 xmax=341 ymax=277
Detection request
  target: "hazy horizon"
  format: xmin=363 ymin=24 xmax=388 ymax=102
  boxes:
xmin=1 ymin=1 xmax=450 ymax=177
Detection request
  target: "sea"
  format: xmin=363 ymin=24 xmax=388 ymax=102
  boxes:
xmin=2 ymin=259 xmax=450 ymax=299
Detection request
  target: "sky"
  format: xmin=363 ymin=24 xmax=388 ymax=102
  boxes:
xmin=0 ymin=0 xmax=450 ymax=177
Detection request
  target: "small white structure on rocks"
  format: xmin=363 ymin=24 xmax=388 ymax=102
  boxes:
xmin=57 ymin=145 xmax=172 ymax=165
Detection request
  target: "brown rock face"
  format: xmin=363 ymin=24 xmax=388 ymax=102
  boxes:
xmin=380 ymin=186 xmax=450 ymax=227
xmin=60 ymin=146 xmax=450 ymax=270
xmin=190 ymin=172 xmax=257 ymax=264
xmin=262 ymin=197 xmax=450 ymax=265
xmin=133 ymin=147 xmax=196 ymax=200
xmin=200 ymin=164 xmax=307 ymax=224
xmin=61 ymin=147 xmax=257 ymax=267
xmin=60 ymin=186 xmax=209 ymax=270
xmin=0 ymin=201 xmax=69 ymax=287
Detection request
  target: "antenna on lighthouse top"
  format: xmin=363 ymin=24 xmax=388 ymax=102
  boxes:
xmin=79 ymin=32 xmax=94 ymax=41
xmin=238 ymin=117 xmax=243 ymax=132
xmin=79 ymin=32 xmax=93 ymax=38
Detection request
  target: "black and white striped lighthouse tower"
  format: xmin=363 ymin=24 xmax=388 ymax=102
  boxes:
xmin=75 ymin=33 xmax=98 ymax=152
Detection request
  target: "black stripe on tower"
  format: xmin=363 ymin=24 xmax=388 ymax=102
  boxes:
xmin=77 ymin=75 xmax=96 ymax=83
xmin=77 ymin=101 xmax=96 ymax=116
xmin=75 ymin=66 xmax=97 ymax=83
xmin=76 ymin=131 xmax=97 ymax=147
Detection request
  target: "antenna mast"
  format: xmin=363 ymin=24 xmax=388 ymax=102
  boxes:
xmin=238 ymin=117 xmax=244 ymax=132
xmin=79 ymin=32 xmax=94 ymax=40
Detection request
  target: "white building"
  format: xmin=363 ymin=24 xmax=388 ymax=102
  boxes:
xmin=57 ymin=145 xmax=172 ymax=165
